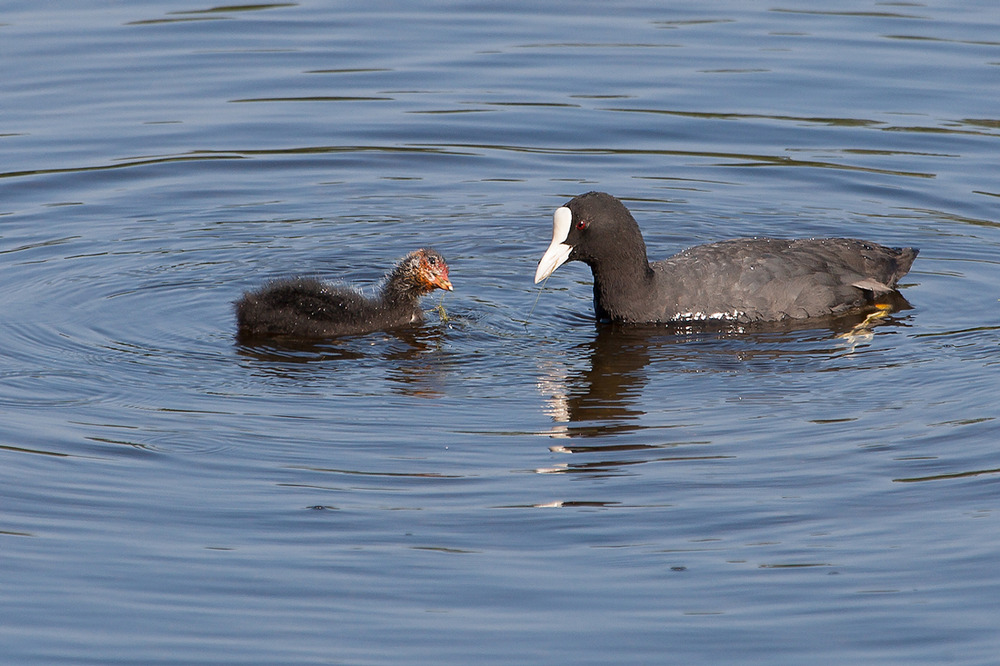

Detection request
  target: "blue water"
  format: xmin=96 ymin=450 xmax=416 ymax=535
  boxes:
xmin=2 ymin=2 xmax=999 ymax=664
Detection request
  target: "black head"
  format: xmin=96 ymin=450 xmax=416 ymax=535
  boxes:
xmin=534 ymin=191 xmax=648 ymax=283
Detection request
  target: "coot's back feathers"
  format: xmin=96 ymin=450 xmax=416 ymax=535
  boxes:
xmin=535 ymin=191 xmax=917 ymax=324
xmin=236 ymin=248 xmax=452 ymax=339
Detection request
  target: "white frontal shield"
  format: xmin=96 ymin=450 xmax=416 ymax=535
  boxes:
xmin=534 ymin=206 xmax=573 ymax=283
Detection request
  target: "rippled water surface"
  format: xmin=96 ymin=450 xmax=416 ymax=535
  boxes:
xmin=3 ymin=1 xmax=1000 ymax=664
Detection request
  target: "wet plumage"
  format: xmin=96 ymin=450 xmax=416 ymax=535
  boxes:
xmin=236 ymin=248 xmax=452 ymax=339
xmin=535 ymin=192 xmax=917 ymax=324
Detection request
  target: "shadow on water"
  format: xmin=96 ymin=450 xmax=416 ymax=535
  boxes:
xmin=536 ymin=295 xmax=914 ymax=441
xmin=235 ymin=323 xmax=453 ymax=398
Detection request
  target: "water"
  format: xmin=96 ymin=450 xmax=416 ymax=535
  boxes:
xmin=2 ymin=1 xmax=999 ymax=664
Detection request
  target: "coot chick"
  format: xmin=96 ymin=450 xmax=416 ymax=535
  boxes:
xmin=535 ymin=192 xmax=918 ymax=324
xmin=236 ymin=248 xmax=452 ymax=339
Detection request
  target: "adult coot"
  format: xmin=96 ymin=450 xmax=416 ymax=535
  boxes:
xmin=236 ymin=248 xmax=452 ymax=339
xmin=535 ymin=192 xmax=917 ymax=324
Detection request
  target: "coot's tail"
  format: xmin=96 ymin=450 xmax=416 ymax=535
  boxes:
xmin=852 ymin=246 xmax=918 ymax=295
xmin=891 ymin=247 xmax=919 ymax=286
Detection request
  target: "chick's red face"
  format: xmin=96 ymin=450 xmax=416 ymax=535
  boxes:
xmin=418 ymin=250 xmax=453 ymax=292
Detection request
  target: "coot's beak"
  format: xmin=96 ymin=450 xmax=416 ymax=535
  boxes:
xmin=534 ymin=206 xmax=573 ymax=283
xmin=436 ymin=275 xmax=454 ymax=291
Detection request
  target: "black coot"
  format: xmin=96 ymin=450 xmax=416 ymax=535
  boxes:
xmin=236 ymin=248 xmax=452 ymax=339
xmin=535 ymin=192 xmax=917 ymax=324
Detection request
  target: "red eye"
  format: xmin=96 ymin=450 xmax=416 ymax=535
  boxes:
xmin=576 ymin=219 xmax=588 ymax=231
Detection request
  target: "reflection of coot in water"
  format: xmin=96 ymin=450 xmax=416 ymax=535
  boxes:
xmin=541 ymin=315 xmax=908 ymax=442
xmin=235 ymin=248 xmax=452 ymax=339
xmin=535 ymin=192 xmax=918 ymax=325
xmin=544 ymin=328 xmax=653 ymax=438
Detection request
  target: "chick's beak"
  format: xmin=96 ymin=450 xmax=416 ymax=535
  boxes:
xmin=435 ymin=273 xmax=453 ymax=291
